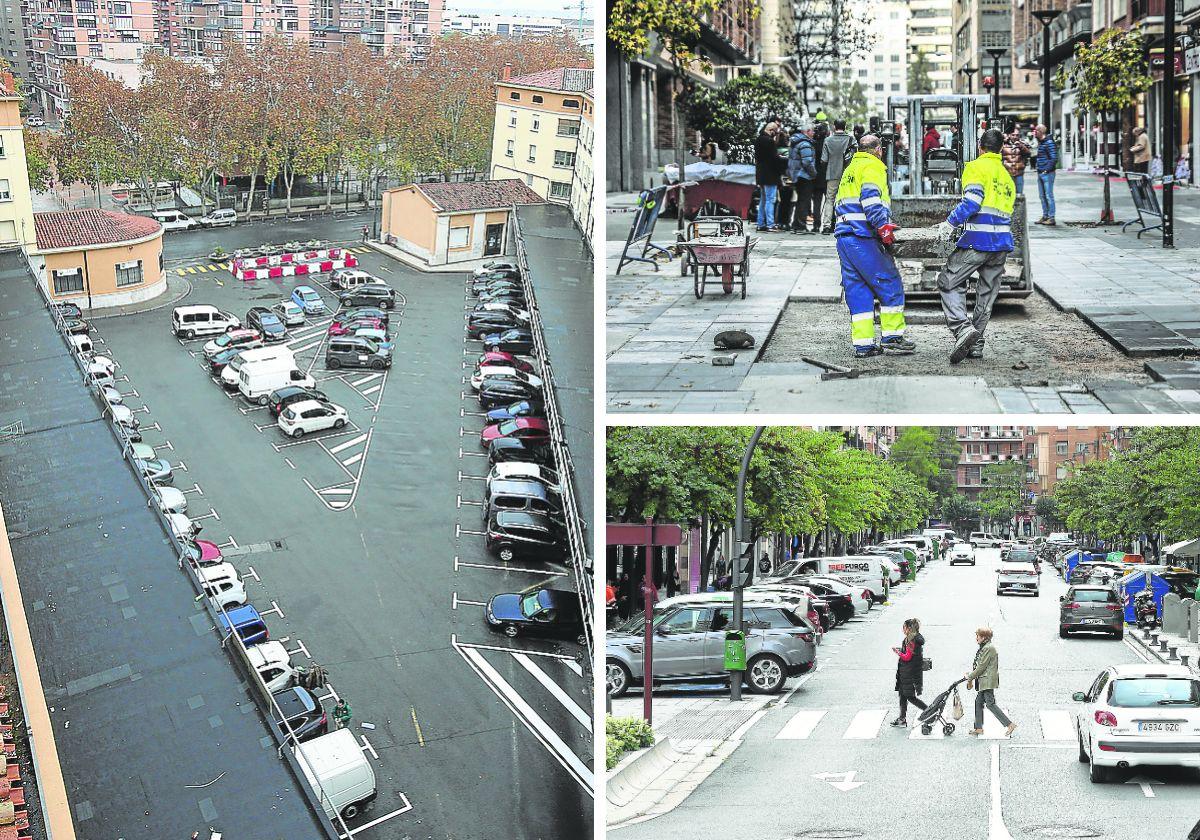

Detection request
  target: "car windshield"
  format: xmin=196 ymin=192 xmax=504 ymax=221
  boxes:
xmin=215 ymin=333 xmax=233 ymax=347
xmin=301 ymin=291 xmax=319 ymax=301
xmin=1072 ymin=590 xmax=1116 ymax=602
xmin=359 ymin=338 xmax=381 ymax=353
xmin=520 ymin=593 xmax=544 ymax=618
xmin=498 ymin=420 xmax=520 ymax=435
xmin=1110 ymin=678 xmax=1200 ymax=707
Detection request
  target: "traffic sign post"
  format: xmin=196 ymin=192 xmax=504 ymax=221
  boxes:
xmin=730 ymin=427 xmax=764 ymax=702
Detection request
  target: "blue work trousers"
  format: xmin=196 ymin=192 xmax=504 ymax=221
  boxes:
xmin=835 ymin=235 xmax=906 ymax=348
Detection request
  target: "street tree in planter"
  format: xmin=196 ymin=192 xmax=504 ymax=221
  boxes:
xmin=821 ymin=76 xmax=872 ymax=128
xmin=682 ymin=74 xmax=802 ymax=164
xmin=979 ymin=461 xmax=1027 ymax=537
xmin=1057 ymin=27 xmax=1152 ymax=223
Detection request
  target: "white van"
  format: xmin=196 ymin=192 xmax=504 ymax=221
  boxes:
xmin=172 ymin=305 xmax=240 ymax=339
xmin=922 ymin=527 xmax=957 ymax=543
xmin=795 ymin=556 xmax=887 ymax=601
xmin=151 ymin=209 xmax=197 ymax=231
xmin=197 ymin=563 xmax=246 ymax=609
xmin=199 ymin=208 xmax=237 ymax=227
xmin=294 ymin=729 xmax=377 ymax=821
xmin=221 ymin=346 xmax=296 ymax=390
xmin=239 ymin=357 xmax=315 ymax=404
xmin=69 ymin=333 xmax=93 ymax=355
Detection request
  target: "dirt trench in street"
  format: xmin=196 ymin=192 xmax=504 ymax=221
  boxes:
xmin=760 ymin=292 xmax=1155 ymax=386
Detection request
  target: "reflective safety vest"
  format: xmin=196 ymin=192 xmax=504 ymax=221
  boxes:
xmin=834 ymin=152 xmax=893 ymax=239
xmin=947 ymin=152 xmax=1015 ymax=252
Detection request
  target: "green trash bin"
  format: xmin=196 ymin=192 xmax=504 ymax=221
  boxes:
xmin=724 ymin=630 xmax=747 ymax=671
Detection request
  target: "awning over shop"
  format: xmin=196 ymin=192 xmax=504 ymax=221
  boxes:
xmin=1164 ymin=538 xmax=1200 ymax=558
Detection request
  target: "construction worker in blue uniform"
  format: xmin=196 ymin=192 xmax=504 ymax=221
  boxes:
xmin=935 ymin=128 xmax=1016 ymax=364
xmin=833 ymin=134 xmax=916 ymax=357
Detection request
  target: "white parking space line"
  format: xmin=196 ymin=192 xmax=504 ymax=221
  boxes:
xmin=361 ymin=385 xmax=382 ymax=396
xmin=512 ymin=652 xmax=591 ymax=732
xmin=359 ymin=734 xmax=379 ymax=760
xmin=458 ymin=471 xmax=486 ymax=481
xmin=454 ymin=558 xmax=566 ymax=577
xmin=258 ymin=600 xmax=285 ymax=619
xmin=452 ymin=593 xmax=486 ymax=609
xmin=351 ymin=374 xmax=383 ymax=387
xmin=173 ymin=461 xmax=188 ymax=472
xmin=1039 ymin=710 xmax=1075 ymax=741
xmin=843 ymin=709 xmax=889 ymax=740
xmin=455 ymin=524 xmax=486 ymax=537
xmin=337 ymin=794 xmax=414 ymax=839
xmin=190 ymin=509 xmax=220 ymax=523
xmin=342 ymin=452 xmax=364 ymax=467
xmin=289 ymin=639 xmax=312 ymax=660
xmin=455 ymin=641 xmax=593 ymax=793
xmin=317 ymin=685 xmax=342 ymax=704
xmin=775 ymin=710 xmax=826 ymax=740
xmin=180 ymin=483 xmax=204 ymax=496
xmin=329 ymin=433 xmax=368 ymax=454
xmin=290 ymin=337 xmax=327 ymax=355
xmin=242 ymin=565 xmax=261 ymax=582
xmin=456 ymin=495 xmax=482 ymax=507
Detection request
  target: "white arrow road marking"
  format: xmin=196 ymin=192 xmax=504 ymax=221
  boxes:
xmin=1125 ymin=776 xmax=1164 ymax=797
xmin=776 ymin=710 xmax=825 ymax=740
xmin=811 ymin=771 xmax=865 ymax=792
xmin=989 ymin=742 xmax=1014 ymax=840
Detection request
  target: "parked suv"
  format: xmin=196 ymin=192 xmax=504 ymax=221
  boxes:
xmin=1060 ymin=585 xmax=1125 ymax=639
xmin=271 ymin=686 xmax=328 ymax=742
xmin=971 ymin=532 xmax=1003 ymax=548
xmin=605 ymin=600 xmax=817 ymax=698
xmin=482 ymin=479 xmax=563 ymax=523
xmin=485 ymin=510 xmax=564 ymax=562
xmin=338 ymin=283 xmax=396 ymax=310
xmin=325 ymin=335 xmax=391 ymax=370
xmin=948 ymin=543 xmax=976 ymax=566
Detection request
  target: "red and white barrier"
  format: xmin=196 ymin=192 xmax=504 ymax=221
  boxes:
xmin=231 ymin=249 xmax=357 ymax=281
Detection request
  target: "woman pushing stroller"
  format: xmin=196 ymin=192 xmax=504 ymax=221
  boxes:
xmin=890 ymin=618 xmax=927 ymax=727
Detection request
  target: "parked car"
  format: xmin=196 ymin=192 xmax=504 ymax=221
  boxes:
xmin=487 ymin=462 xmax=559 ymax=493
xmin=206 ymin=346 xmax=244 ymax=374
xmin=482 ymin=329 xmax=534 ymax=355
xmin=328 ymin=316 xmax=385 ymax=337
xmin=996 ymin=560 xmax=1040 ymax=596
xmin=473 ymin=259 xmax=519 ymax=277
xmin=485 ymin=400 xmax=544 ymax=423
xmin=109 ymin=403 xmax=142 ymax=442
xmin=334 ymin=306 xmax=389 ymax=328
xmin=248 ymin=641 xmax=300 ymax=693
xmin=278 ymin=400 xmax=349 ymax=438
xmin=152 ymin=209 xmax=197 ymax=231
xmin=777 ymin=576 xmax=858 ymax=623
xmin=971 ymin=532 xmax=1003 ymax=548
xmin=181 ymin=538 xmax=223 ymax=567
xmin=478 ymin=378 xmax=539 ymax=409
xmin=325 ymin=336 xmax=391 ymax=370
xmin=25 ymin=115 xmax=45 ymax=127
xmin=476 ymin=351 xmax=535 ymax=374
xmin=198 ymin=562 xmax=247 ymax=609
xmin=472 ymin=302 xmax=530 ymax=320
xmin=203 ymin=328 xmax=262 ymax=358
xmin=272 ymin=300 xmax=307 ymax=327
xmin=338 ymin=283 xmax=396 ymax=310
xmin=486 ymin=588 xmax=585 ymax=644
xmin=482 ymin=478 xmax=562 ymax=523
xmin=948 ymin=543 xmax=976 ymax=566
xmin=149 ymin=484 xmax=187 ymax=515
xmin=268 ymin=386 xmax=329 ymax=417
xmin=199 ymin=208 xmax=238 ymax=227
xmin=480 ymin=417 xmax=550 ymax=448
xmin=218 ymin=604 xmax=269 ymax=646
xmin=1073 ymin=664 xmax=1200 ymax=783
xmin=291 ymin=285 xmax=327 ymax=315
xmin=246 ymin=307 xmax=288 ymax=342
xmin=471 ymin=366 xmax=543 ymax=392
xmin=135 ymin=456 xmax=174 ymax=485
xmin=62 ymin=317 xmax=90 ymax=335
xmin=476 ymin=287 xmax=527 ymax=305
xmin=167 ymin=511 xmax=199 ymax=542
xmin=606 ymin=600 xmax=817 ymax=697
xmin=485 ymin=510 xmax=565 ymax=562
xmin=172 ymin=304 xmax=240 ymax=339
xmin=98 ymin=384 xmax=124 ymax=406
xmin=50 ymin=301 xmax=82 ymax=320
xmin=467 ymin=313 xmax=525 ymax=338
xmin=272 ymin=686 xmax=329 ymax=742
xmin=471 ymin=278 xmax=523 ymax=297
xmin=1060 ymin=586 xmax=1125 ymax=639
xmin=330 ymin=268 xmax=376 ymax=290
xmin=487 ymin=436 xmax=552 ymax=466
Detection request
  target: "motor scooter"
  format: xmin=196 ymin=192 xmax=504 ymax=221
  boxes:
xmin=1134 ymin=590 xmax=1159 ymax=630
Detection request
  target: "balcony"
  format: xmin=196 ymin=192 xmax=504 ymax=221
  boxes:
xmin=1016 ymin=3 xmax=1092 ymax=69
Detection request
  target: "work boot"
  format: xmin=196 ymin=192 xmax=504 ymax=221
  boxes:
xmin=968 ymin=342 xmax=984 ymax=360
xmin=950 ymin=326 xmax=980 ymax=364
xmin=881 ymin=336 xmax=917 ymax=355
xmin=854 ymin=344 xmax=883 ymax=358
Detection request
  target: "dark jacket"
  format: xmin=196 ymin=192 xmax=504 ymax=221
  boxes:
xmin=755 ymin=131 xmax=784 ymax=186
xmin=787 ymin=133 xmax=817 ymax=182
xmin=894 ymin=632 xmax=925 ymax=696
xmin=1036 ymin=135 xmax=1058 ymax=173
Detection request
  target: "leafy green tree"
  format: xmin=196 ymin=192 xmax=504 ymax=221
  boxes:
xmin=24 ymin=128 xmax=51 ymax=190
xmin=822 ymin=75 xmax=870 ymax=127
xmin=682 ymin=73 xmax=802 ymax=163
xmin=907 ymin=50 xmax=934 ymax=95
xmin=1034 ymin=495 xmax=1061 ymax=527
xmin=890 ymin=426 xmax=960 ymax=504
xmin=1058 ymin=27 xmax=1152 ymax=222
xmin=940 ymin=493 xmax=979 ymax=532
xmin=978 ymin=461 xmax=1027 ymax=535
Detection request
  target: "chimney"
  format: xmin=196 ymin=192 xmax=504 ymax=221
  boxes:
xmin=501 ymin=63 xmax=512 ymax=81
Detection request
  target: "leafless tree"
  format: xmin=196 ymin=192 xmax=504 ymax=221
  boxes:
xmin=791 ymin=0 xmax=877 ymax=113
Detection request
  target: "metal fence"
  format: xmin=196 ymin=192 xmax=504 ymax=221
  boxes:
xmin=510 ymin=207 xmax=594 ymax=671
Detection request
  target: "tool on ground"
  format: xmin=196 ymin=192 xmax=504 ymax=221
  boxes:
xmin=801 ymin=356 xmax=861 ymax=380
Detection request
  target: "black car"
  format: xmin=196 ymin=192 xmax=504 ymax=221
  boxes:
xmin=268 ymin=385 xmax=329 ymax=417
xmin=246 ymin=306 xmax=288 ymax=342
xmin=472 ymin=278 xmax=523 ymax=297
xmin=271 ymin=686 xmax=328 ymax=742
xmin=483 ymin=329 xmax=535 ymax=355
xmin=478 ymin=378 xmax=539 ymax=409
xmin=338 ymin=283 xmax=396 ymax=310
xmin=485 ymin=510 xmax=565 ymax=562
xmin=467 ymin=314 xmax=523 ymax=338
xmin=50 ymin=301 xmax=82 ymax=320
xmin=207 ymin=346 xmax=243 ymax=373
xmin=62 ymin=317 xmax=90 ymax=335
xmin=486 ymin=588 xmax=585 ymax=643
xmin=488 ymin=436 xmax=553 ymax=466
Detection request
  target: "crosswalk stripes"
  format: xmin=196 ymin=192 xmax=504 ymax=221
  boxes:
xmin=1039 ymin=710 xmax=1075 ymax=741
xmin=775 ymin=710 xmax=826 ymax=739
xmin=771 ymin=706 xmax=1074 ymax=742
xmin=843 ymin=709 xmax=889 ymax=739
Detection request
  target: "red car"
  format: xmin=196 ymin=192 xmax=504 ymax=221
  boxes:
xmin=480 ymin=417 xmax=551 ymax=448
xmin=183 ymin=538 xmax=223 ymax=566
xmin=476 ymin=351 xmax=535 ymax=374
xmin=328 ymin=317 xmax=385 ymax=337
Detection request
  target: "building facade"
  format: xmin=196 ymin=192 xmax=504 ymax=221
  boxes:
xmin=755 ymin=0 xmax=798 ymax=87
xmin=443 ymin=12 xmax=590 ymax=43
xmin=952 ymin=0 xmax=1035 ymax=113
xmin=0 ymin=73 xmax=35 ymax=250
xmin=568 ymin=88 xmax=594 ymax=248
xmin=847 ymin=0 xmax=909 ymax=114
xmin=1013 ymin=0 xmax=1092 ymax=164
xmin=954 ymin=425 xmax=1029 ymax=498
xmin=909 ymin=0 xmax=954 ymax=94
xmin=489 ymin=66 xmax=593 ymax=205
xmin=31 ymin=209 xmax=165 ymax=307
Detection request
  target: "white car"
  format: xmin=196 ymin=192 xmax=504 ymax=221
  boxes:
xmin=996 ymin=560 xmax=1040 ymax=596
xmin=473 ymin=260 xmax=519 ymax=278
xmin=806 ymin=574 xmax=872 ymax=615
xmin=25 ymin=116 xmax=45 ymax=127
xmin=278 ymin=399 xmax=348 ymax=438
xmin=197 ymin=563 xmax=246 ymax=609
xmin=166 ymin=512 xmax=198 ymax=540
xmin=199 ymin=208 xmax=238 ymax=227
xmin=1074 ymin=664 xmax=1200 ymax=783
xmin=109 ymin=403 xmax=140 ymax=431
xmin=97 ymin=383 xmax=123 ymax=405
xmin=272 ymin=300 xmax=306 ymax=327
xmin=247 ymin=641 xmax=300 ymax=693
xmin=474 ymin=302 xmax=530 ymax=320
xmin=150 ymin=485 xmax=188 ymax=515
xmin=971 ymin=532 xmax=1003 ymax=548
xmin=471 ymin=366 xmax=543 ymax=391
xmin=487 ymin=462 xmax=560 ymax=493
xmin=949 ymin=543 xmax=976 ymax=565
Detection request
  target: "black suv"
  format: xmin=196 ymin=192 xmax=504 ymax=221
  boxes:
xmin=486 ymin=510 xmax=565 ymax=562
xmin=338 ymin=283 xmax=396 ymax=310
xmin=478 ymin=378 xmax=539 ymax=409
xmin=271 ymin=686 xmax=328 ymax=742
xmin=246 ymin=306 xmax=287 ymax=341
xmin=268 ymin=385 xmax=329 ymax=417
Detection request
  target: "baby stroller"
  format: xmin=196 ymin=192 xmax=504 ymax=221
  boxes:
xmin=917 ymin=677 xmax=966 ymax=736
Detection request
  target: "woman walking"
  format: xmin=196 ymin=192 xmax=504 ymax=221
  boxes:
xmin=964 ymin=627 xmax=1017 ymax=737
xmin=891 ymin=618 xmax=927 ymax=727
xmin=1129 ymin=127 xmax=1151 ymax=175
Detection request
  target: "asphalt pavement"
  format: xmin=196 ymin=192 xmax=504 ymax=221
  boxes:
xmin=613 ymin=549 xmax=1199 ymax=840
xmin=75 ymin=218 xmax=592 ymax=837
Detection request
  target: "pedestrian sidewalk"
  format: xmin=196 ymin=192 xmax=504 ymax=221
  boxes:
xmin=1127 ymin=619 xmax=1200 ymax=673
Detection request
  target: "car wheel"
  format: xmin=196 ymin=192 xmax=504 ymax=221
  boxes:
xmin=327 ymin=358 xmax=340 ymax=370
xmin=1059 ymin=627 xmax=1069 ymax=639
xmin=292 ymin=428 xmax=304 ymax=438
xmin=257 ymin=395 xmax=269 ymax=406
xmin=499 ymin=547 xmax=515 ymax=562
xmin=745 ymin=654 xmax=787 ymax=694
xmin=1089 ymin=749 xmax=1110 ymax=783
xmin=503 ymin=624 xmax=518 ymax=638
xmin=996 ymin=589 xmax=1003 ymax=596
xmin=606 ymin=660 xmax=632 ymax=697
xmin=1113 ymin=627 xmax=1124 ymax=640
xmin=371 ymin=359 xmax=384 ymax=370
xmin=334 ymin=418 xmax=346 ymax=429
xmin=184 ymin=329 xmax=196 ymax=340
xmin=341 ymin=802 xmax=361 ymax=820
xmin=1077 ymin=728 xmax=1088 ymax=763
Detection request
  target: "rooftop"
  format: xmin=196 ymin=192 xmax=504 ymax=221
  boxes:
xmin=414 ymin=179 xmax=544 ymax=213
xmin=504 ymin=66 xmax=593 ymax=92
xmin=34 ymin=209 xmax=161 ymax=251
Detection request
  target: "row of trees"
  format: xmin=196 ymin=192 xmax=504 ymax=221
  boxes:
xmin=29 ymin=33 xmax=587 ymax=213
xmin=1054 ymin=428 xmax=1200 ymax=559
xmin=606 ymin=426 xmax=936 ymax=588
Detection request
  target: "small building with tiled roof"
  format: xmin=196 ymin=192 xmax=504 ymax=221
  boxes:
xmin=30 ymin=208 xmax=165 ymax=308
xmin=490 ymin=66 xmax=594 ymax=207
xmin=380 ymin=178 xmax=543 ymax=267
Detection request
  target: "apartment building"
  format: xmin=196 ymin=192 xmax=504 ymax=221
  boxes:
xmin=490 ymin=66 xmax=593 ymax=205
xmin=568 ymin=88 xmax=593 ymax=248
xmin=909 ymin=0 xmax=953 ymax=93
xmin=950 ymin=0 xmax=1038 ymax=116
xmin=0 ymin=71 xmax=35 ymax=249
xmin=755 ymin=0 xmax=798 ymax=87
xmin=955 ymin=425 xmax=1030 ymax=498
xmin=443 ymin=12 xmax=590 ymax=42
xmin=846 ymin=0 xmax=908 ymax=114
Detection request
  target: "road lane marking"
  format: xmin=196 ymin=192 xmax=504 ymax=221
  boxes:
xmin=337 ymin=795 xmax=414 ymax=838
xmin=512 ymin=652 xmax=591 ymax=731
xmin=351 ymin=374 xmax=383 ymax=386
xmin=342 ymin=452 xmax=364 ymax=467
xmin=775 ymin=709 xmax=825 ymax=740
xmin=328 ymin=432 xmax=369 ymax=454
xmin=989 ymin=742 xmax=1013 ymax=840
xmin=454 ymin=558 xmax=566 ymax=577
xmin=1039 ymin=710 xmax=1075 ymax=741
xmin=451 ymin=593 xmax=486 ymax=609
xmin=843 ymin=709 xmax=889 ymax=740
xmin=359 ymin=733 xmax=379 ymax=760
xmin=410 ymin=707 xmax=425 ymax=747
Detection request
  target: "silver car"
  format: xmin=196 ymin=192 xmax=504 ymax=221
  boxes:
xmin=1060 ymin=585 xmax=1124 ymax=639
xmin=605 ymin=600 xmax=817 ymax=698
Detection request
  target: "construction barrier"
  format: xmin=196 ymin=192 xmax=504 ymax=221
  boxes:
xmin=231 ymin=248 xmax=358 ymax=282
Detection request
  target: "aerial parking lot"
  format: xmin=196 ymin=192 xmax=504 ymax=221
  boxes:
xmin=66 ymin=208 xmax=593 ymax=837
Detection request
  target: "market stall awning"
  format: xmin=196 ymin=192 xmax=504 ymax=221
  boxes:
xmin=1164 ymin=538 xmax=1200 ymax=558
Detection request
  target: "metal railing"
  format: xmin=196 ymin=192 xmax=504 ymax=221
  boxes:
xmin=510 ymin=206 xmax=594 ymax=672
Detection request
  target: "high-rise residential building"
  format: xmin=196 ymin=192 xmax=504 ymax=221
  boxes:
xmin=755 ymin=0 xmax=798 ymax=87
xmin=308 ymin=0 xmax=442 ymax=59
xmin=0 ymin=0 xmax=30 ymax=81
xmin=908 ymin=0 xmax=953 ymax=94
xmin=843 ymin=0 xmax=908 ymax=115
xmin=489 ymin=66 xmax=593 ymax=205
xmin=568 ymin=87 xmax=594 ymax=248
xmin=954 ymin=425 xmax=1030 ymax=498
xmin=443 ymin=12 xmax=590 ymax=43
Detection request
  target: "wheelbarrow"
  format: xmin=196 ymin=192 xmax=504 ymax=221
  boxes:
xmin=679 ymin=234 xmax=757 ymax=299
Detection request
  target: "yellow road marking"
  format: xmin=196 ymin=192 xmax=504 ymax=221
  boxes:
xmin=186 ymin=267 xmax=197 ymax=274
xmin=410 ymin=706 xmax=425 ymax=747
xmin=176 ymin=268 xmax=186 ymax=276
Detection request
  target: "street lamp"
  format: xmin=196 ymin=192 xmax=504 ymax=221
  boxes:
xmin=1162 ymin=0 xmax=1178 ymax=248
xmin=729 ymin=426 xmax=764 ymax=703
xmin=961 ymin=65 xmax=978 ymax=94
xmin=1032 ymin=8 xmax=1062 ymax=130
xmin=985 ymin=47 xmax=1007 ymax=127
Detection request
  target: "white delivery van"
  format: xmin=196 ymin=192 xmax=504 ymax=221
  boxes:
xmin=800 ymin=556 xmax=887 ymax=601
xmin=221 ymin=346 xmax=296 ymax=390
xmin=294 ymin=729 xmax=377 ymax=821
xmin=151 ymin=209 xmax=197 ymax=231
xmin=239 ymin=356 xmax=315 ymax=404
xmin=172 ymin=305 xmax=240 ymax=339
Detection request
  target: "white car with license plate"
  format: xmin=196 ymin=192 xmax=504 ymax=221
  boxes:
xmin=996 ymin=560 xmax=1040 ymax=596
xmin=278 ymin=399 xmax=348 ymax=438
xmin=1074 ymin=664 xmax=1200 ymax=782
xmin=949 ymin=543 xmax=976 ymax=565
xmin=487 ymin=462 xmax=560 ymax=492
xmin=470 ymin=366 xmax=543 ymax=392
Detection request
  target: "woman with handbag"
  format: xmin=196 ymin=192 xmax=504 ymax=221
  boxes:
xmin=891 ymin=618 xmax=927 ymax=727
